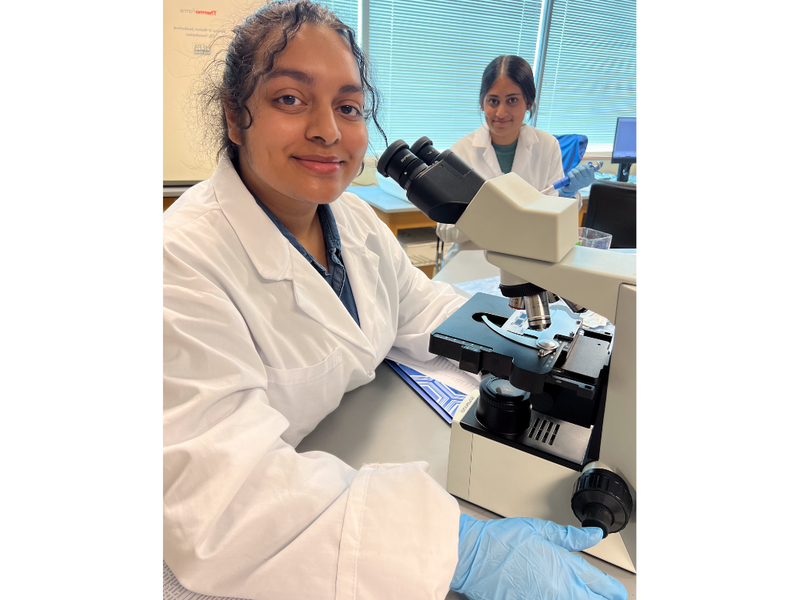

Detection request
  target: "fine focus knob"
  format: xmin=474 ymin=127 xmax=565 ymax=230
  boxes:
xmin=571 ymin=467 xmax=633 ymax=538
xmin=475 ymin=376 xmax=532 ymax=435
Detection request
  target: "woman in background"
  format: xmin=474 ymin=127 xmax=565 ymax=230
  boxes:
xmin=437 ymin=55 xmax=596 ymax=263
xmin=163 ymin=3 xmax=625 ymax=599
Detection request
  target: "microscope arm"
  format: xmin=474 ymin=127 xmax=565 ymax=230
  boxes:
xmin=450 ymin=171 xmax=636 ymax=323
xmin=488 ymin=249 xmax=636 ymax=325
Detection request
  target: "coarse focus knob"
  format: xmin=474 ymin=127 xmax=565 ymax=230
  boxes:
xmin=571 ymin=467 xmax=633 ymax=538
xmin=475 ymin=376 xmax=532 ymax=435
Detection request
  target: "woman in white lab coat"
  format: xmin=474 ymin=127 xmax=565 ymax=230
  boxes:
xmin=437 ymin=55 xmax=594 ymax=263
xmin=164 ymin=3 xmax=624 ymax=600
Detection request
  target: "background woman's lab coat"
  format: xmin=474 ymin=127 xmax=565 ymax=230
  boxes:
xmin=437 ymin=123 xmax=567 ymax=262
xmin=163 ymin=157 xmax=467 ymax=600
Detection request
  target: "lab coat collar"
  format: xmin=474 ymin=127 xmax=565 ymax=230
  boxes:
xmin=213 ymin=157 xmax=375 ymax=348
xmin=472 ymin=124 xmax=543 ymax=177
xmin=472 ymin=125 xmax=503 ymax=177
xmin=327 ymin=199 xmax=379 ymax=344
xmin=512 ymin=125 xmax=540 ymax=174
xmin=212 ymin=156 xmax=293 ymax=281
xmin=472 ymin=124 xmax=493 ymax=148
xmin=518 ymin=123 xmax=541 ymax=147
xmin=285 ymin=199 xmax=377 ymax=348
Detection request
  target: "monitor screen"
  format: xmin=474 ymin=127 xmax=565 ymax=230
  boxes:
xmin=611 ymin=117 xmax=636 ymax=164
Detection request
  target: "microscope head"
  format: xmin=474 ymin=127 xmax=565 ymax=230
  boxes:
xmin=378 ymin=137 xmax=579 ymax=263
xmin=377 ymin=137 xmax=486 ymax=224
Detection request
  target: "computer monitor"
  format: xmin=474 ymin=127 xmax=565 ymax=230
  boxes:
xmin=611 ymin=117 xmax=636 ymax=182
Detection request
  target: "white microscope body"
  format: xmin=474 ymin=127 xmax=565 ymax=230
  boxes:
xmin=447 ymin=172 xmax=637 ymax=573
xmin=376 ymin=139 xmax=636 ymax=573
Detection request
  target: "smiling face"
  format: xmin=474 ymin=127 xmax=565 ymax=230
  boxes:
xmin=225 ymin=25 xmax=368 ymax=215
xmin=481 ymin=75 xmax=531 ymax=145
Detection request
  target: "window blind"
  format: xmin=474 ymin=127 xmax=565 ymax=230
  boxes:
xmin=316 ymin=0 xmax=359 ymax=34
xmin=535 ymin=0 xmax=636 ymax=149
xmin=366 ymin=0 xmax=542 ymax=152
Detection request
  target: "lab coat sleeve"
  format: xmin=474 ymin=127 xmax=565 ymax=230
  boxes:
xmin=545 ymin=140 xmax=567 ymax=196
xmin=371 ymin=218 xmax=466 ymax=362
xmin=436 ymin=221 xmax=470 ymax=244
xmin=163 ymin=244 xmax=460 ymax=600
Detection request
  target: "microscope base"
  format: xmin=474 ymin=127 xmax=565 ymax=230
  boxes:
xmin=448 ymin=391 xmax=636 ymax=573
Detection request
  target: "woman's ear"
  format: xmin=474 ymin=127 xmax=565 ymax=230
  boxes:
xmin=224 ymin=103 xmax=242 ymax=146
xmin=527 ymin=100 xmax=536 ymax=121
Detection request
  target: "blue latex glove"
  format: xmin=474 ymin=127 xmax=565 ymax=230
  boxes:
xmin=558 ymin=164 xmax=597 ymax=197
xmin=450 ymin=515 xmax=627 ymax=600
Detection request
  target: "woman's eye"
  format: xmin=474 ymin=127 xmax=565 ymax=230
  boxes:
xmin=508 ymin=98 xmax=518 ymax=104
xmin=277 ymin=95 xmax=299 ymax=106
xmin=340 ymin=104 xmax=362 ymax=117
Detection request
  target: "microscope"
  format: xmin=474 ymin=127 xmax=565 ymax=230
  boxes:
xmin=378 ymin=138 xmax=637 ymax=573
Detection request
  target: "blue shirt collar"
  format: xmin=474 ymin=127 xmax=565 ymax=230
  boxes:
xmin=254 ymin=199 xmax=342 ymax=275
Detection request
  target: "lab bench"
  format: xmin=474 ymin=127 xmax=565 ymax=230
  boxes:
xmin=345 ymin=184 xmax=436 ymax=236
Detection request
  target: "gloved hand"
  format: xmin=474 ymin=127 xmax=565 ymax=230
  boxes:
xmin=450 ymin=514 xmax=627 ymax=600
xmin=558 ymin=164 xmax=597 ymax=197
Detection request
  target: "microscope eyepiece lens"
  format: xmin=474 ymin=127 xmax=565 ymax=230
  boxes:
xmin=377 ymin=141 xmax=427 ymax=190
xmin=377 ymin=137 xmax=485 ymax=224
xmin=376 ymin=139 xmax=408 ymax=177
xmin=410 ymin=136 xmax=442 ymax=165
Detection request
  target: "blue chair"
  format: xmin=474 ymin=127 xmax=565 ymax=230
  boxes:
xmin=554 ymin=134 xmax=588 ymax=174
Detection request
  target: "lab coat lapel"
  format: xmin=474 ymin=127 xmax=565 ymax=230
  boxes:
xmin=213 ymin=157 xmax=293 ymax=281
xmin=511 ymin=125 xmax=536 ymax=177
xmin=475 ymin=125 xmax=503 ymax=178
xmin=291 ymin=199 xmax=375 ymax=350
xmin=331 ymin=201 xmax=380 ymax=344
xmin=213 ymin=158 xmax=372 ymax=348
xmin=290 ymin=252 xmax=371 ymax=350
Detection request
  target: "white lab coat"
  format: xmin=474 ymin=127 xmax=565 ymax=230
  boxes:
xmin=163 ymin=156 xmax=466 ymax=600
xmin=437 ymin=123 xmax=571 ymax=262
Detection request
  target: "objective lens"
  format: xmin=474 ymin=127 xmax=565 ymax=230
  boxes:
xmin=524 ymin=292 xmax=552 ymax=331
xmin=376 ymin=140 xmax=427 ymax=190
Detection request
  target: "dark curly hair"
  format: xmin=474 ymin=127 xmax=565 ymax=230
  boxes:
xmin=195 ymin=1 xmax=385 ymax=169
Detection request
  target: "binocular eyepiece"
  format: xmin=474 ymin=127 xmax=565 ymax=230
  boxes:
xmin=377 ymin=137 xmax=485 ymax=224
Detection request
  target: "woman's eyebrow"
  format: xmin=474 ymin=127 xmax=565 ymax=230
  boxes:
xmin=264 ymin=69 xmax=362 ymax=96
xmin=338 ymin=84 xmax=363 ymax=95
xmin=265 ymin=68 xmax=315 ymax=86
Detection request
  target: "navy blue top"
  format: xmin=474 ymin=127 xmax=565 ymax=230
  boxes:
xmin=254 ymin=199 xmax=361 ymax=327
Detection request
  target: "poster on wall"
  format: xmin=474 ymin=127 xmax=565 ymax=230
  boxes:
xmin=163 ymin=0 xmax=264 ymax=184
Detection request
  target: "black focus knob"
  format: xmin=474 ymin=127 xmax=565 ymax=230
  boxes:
xmin=475 ymin=376 xmax=531 ymax=435
xmin=571 ymin=467 xmax=633 ymax=538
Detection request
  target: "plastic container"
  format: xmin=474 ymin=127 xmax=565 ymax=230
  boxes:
xmin=577 ymin=227 xmax=612 ymax=249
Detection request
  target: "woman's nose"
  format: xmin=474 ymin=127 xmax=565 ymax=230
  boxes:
xmin=307 ymin=106 xmax=341 ymax=144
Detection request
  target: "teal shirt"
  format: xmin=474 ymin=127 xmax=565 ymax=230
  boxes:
xmin=492 ymin=139 xmax=518 ymax=174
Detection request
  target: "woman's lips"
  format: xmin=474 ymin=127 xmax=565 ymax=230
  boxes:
xmin=294 ymin=156 xmax=344 ymax=174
